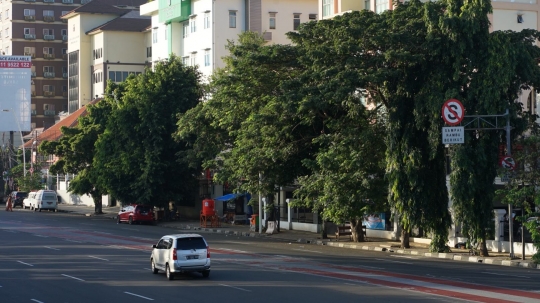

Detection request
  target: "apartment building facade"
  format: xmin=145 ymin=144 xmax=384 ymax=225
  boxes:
xmin=141 ymin=0 xmax=318 ymax=80
xmin=0 ymin=0 xmax=88 ymax=131
xmin=62 ymin=0 xmax=149 ymax=113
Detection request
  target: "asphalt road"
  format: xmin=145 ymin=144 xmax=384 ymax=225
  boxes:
xmin=1 ymin=209 xmax=540 ymax=303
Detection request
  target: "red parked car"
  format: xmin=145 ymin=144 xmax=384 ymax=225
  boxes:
xmin=117 ymin=204 xmax=154 ymax=225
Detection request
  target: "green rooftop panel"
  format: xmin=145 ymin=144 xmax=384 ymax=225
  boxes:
xmin=159 ymin=0 xmax=191 ymax=23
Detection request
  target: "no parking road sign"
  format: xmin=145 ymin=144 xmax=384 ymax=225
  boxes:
xmin=442 ymin=99 xmax=465 ymax=126
xmin=501 ymin=156 xmax=516 ymax=170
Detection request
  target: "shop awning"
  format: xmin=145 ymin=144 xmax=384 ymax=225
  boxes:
xmin=214 ymin=193 xmax=243 ymax=202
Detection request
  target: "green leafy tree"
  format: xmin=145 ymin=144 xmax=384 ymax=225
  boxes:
xmin=94 ymin=56 xmax=202 ymax=208
xmin=176 ymin=32 xmax=310 ymax=206
xmin=497 ymin=134 xmax=540 ymax=263
xmin=40 ymin=96 xmax=115 ymax=214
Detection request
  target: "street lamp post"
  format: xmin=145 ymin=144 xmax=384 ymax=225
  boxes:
xmin=1 ymin=109 xmax=26 ymax=177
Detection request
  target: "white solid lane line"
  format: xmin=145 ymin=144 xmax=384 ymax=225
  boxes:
xmin=64 ymin=239 xmax=82 ymax=243
xmin=61 ymin=274 xmax=85 ymax=282
xmin=292 ymin=249 xmax=323 ymax=254
xmin=34 ymin=235 xmax=49 ymax=238
xmin=374 ymin=258 xmax=413 ymax=265
xmin=124 ymin=292 xmax=154 ymax=301
xmin=44 ymin=246 xmax=59 ymax=250
xmin=17 ymin=261 xmax=33 ymax=267
xmin=88 ymin=256 xmax=109 ymax=261
xmin=481 ymin=271 xmax=530 ymax=279
xmin=219 ymin=284 xmax=251 ymax=292
xmin=31 ymin=299 xmax=44 ymax=303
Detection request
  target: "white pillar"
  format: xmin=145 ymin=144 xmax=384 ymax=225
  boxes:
xmin=493 ymin=209 xmax=506 ymax=252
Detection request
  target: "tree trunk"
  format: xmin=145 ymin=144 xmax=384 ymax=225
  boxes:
xmin=418 ymin=227 xmax=424 ymax=238
xmin=480 ymin=239 xmax=489 ymax=257
xmin=401 ymin=228 xmax=410 ymax=249
xmin=350 ymin=218 xmax=365 ymax=242
xmin=93 ymin=194 xmax=103 ymax=214
xmin=321 ymin=220 xmax=328 ymax=239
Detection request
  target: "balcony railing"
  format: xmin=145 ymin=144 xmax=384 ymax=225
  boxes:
xmin=44 ymin=72 xmax=55 ymax=78
xmin=24 ymin=52 xmax=35 ymax=58
xmin=62 ymin=19 xmax=68 ymax=23
xmin=31 ymin=110 xmax=37 ymax=116
xmin=24 ymin=15 xmax=35 ymax=21
xmin=31 ymin=72 xmax=36 ymax=77
xmin=63 ymin=73 xmax=68 ymax=78
xmin=44 ymin=110 xmax=56 ymax=116
xmin=43 ymin=16 xmax=55 ymax=22
xmin=62 ymin=0 xmax=73 ymax=3
xmin=44 ymin=54 xmax=55 ymax=59
xmin=24 ymin=34 xmax=36 ymax=40
xmin=25 ymin=0 xmax=36 ymax=2
xmin=44 ymin=0 xmax=55 ymax=3
xmin=62 ymin=35 xmax=67 ymax=41
xmin=43 ymin=35 xmax=55 ymax=40
xmin=81 ymin=0 xmax=91 ymax=4
xmin=44 ymin=91 xmax=55 ymax=97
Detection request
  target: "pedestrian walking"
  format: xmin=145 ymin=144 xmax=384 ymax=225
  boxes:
xmin=169 ymin=201 xmax=177 ymax=221
xmin=5 ymin=196 xmax=13 ymax=212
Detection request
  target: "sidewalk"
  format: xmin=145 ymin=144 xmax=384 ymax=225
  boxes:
xmin=57 ymin=203 xmax=539 ymax=270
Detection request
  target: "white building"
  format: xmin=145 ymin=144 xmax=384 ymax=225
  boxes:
xmin=141 ymin=0 xmax=318 ymax=80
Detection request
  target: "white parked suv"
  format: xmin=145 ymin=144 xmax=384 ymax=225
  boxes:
xmin=23 ymin=192 xmax=37 ymax=209
xmin=150 ymin=234 xmax=211 ymax=280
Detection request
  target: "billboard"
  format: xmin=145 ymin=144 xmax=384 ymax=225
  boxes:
xmin=0 ymin=55 xmax=31 ymax=132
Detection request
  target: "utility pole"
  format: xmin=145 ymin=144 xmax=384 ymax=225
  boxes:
xmin=506 ymin=110 xmax=515 ymax=259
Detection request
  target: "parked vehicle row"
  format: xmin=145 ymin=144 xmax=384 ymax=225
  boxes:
xmin=21 ymin=190 xmax=58 ymax=212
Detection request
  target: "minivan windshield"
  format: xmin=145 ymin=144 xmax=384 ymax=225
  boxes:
xmin=176 ymin=237 xmax=207 ymax=250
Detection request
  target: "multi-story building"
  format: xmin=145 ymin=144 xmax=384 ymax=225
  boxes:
xmin=0 ymin=0 xmax=89 ymax=131
xmin=141 ymin=0 xmax=318 ymax=80
xmin=62 ymin=0 xmax=150 ymax=113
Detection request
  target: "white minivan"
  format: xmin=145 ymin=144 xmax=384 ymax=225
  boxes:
xmin=33 ymin=190 xmax=58 ymax=212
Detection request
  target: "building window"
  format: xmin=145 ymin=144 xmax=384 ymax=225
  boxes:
xmin=229 ymin=11 xmax=236 ymax=28
xmin=61 ymin=29 xmax=67 ymax=36
xmin=364 ymin=0 xmax=370 ymax=10
xmin=293 ymin=14 xmax=300 ymax=30
xmin=43 ymin=29 xmax=54 ymax=36
xmin=146 ymin=46 xmax=152 ymax=58
xmin=182 ymin=56 xmax=189 ymax=66
xmin=24 ymin=47 xmax=35 ymax=56
xmin=62 ymin=11 xmax=69 ymax=17
xmin=183 ymin=22 xmax=189 ymax=38
xmin=4 ymin=28 xmax=8 ymax=38
xmin=24 ymin=9 xmax=35 ymax=16
xmin=43 ymin=66 xmax=54 ymax=73
xmin=152 ymin=29 xmax=158 ymax=43
xmin=309 ymin=14 xmax=317 ymax=20
xmin=190 ymin=17 xmax=196 ymax=33
xmin=43 ymin=47 xmax=53 ymax=54
xmin=204 ymin=50 xmax=210 ymax=67
xmin=43 ymin=85 xmax=54 ymax=92
xmin=5 ymin=9 xmax=9 ymax=19
xmin=204 ymin=12 xmax=210 ymax=29
xmin=322 ymin=0 xmax=331 ymax=18
xmin=93 ymin=48 xmax=102 ymax=59
xmin=375 ymin=0 xmax=389 ymax=14
xmin=43 ymin=10 xmax=54 ymax=17
xmin=24 ymin=28 xmax=35 ymax=35
xmin=269 ymin=13 xmax=276 ymax=30
xmin=190 ymin=53 xmax=196 ymax=66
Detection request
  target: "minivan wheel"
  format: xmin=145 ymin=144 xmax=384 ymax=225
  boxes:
xmin=202 ymin=270 xmax=210 ymax=278
xmin=166 ymin=264 xmax=174 ymax=280
xmin=128 ymin=217 xmax=133 ymax=225
xmin=151 ymin=259 xmax=158 ymax=274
